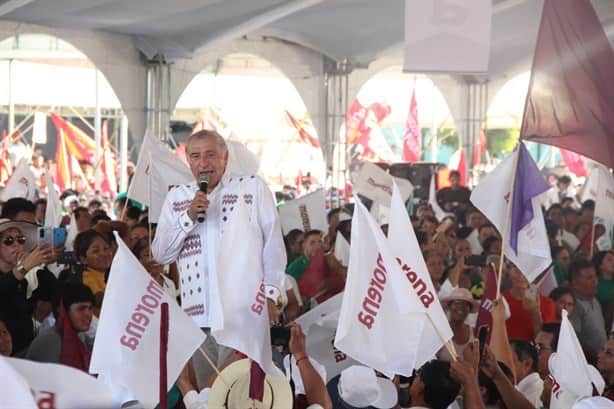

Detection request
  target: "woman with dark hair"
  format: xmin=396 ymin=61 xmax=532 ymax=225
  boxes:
xmin=72 ymin=230 xmax=112 ymax=316
xmin=551 ymin=246 xmax=571 ymax=284
xmin=549 ymin=286 xmax=576 ymax=322
xmin=594 ymin=250 xmax=614 ymax=311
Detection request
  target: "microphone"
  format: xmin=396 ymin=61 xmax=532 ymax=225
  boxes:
xmin=196 ymin=172 xmax=209 ymax=223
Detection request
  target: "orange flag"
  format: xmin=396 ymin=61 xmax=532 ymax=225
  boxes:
xmin=55 ymin=131 xmax=71 ymax=192
xmin=285 ymin=111 xmax=320 ymax=148
xmin=50 ymin=113 xmax=95 ymax=162
xmin=100 ymin=120 xmax=117 ymax=197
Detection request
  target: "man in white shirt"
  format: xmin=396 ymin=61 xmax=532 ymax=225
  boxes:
xmin=152 ymin=129 xmax=286 ymax=385
xmin=510 ymin=339 xmax=543 ymax=408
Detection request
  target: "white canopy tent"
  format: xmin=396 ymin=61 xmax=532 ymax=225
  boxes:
xmin=0 ymin=0 xmax=613 ymax=163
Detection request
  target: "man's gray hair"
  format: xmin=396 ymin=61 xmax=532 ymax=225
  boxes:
xmin=186 ymin=129 xmax=228 ymax=154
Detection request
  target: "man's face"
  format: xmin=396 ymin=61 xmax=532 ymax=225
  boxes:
xmin=571 ymin=267 xmax=598 ymax=297
xmin=547 ymin=208 xmax=563 ymax=227
xmin=478 ymin=226 xmax=497 ymax=245
xmin=288 ymin=232 xmax=304 ymax=257
xmin=535 ymin=331 xmax=554 ymax=376
xmin=187 ymin=137 xmax=228 ymax=191
xmin=68 ymin=301 xmax=93 ymax=333
xmin=512 ymin=349 xmax=532 ymax=382
xmin=76 ymin=211 xmax=92 ymax=232
xmin=597 ymin=339 xmax=614 ymax=375
xmin=302 ymin=233 xmax=322 ymax=259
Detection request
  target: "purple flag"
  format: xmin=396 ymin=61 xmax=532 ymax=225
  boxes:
xmin=510 ymin=143 xmax=550 ymax=254
xmin=520 ymin=0 xmax=614 ymax=168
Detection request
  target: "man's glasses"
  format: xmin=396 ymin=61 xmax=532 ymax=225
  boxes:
xmin=2 ymin=235 xmax=26 ymax=246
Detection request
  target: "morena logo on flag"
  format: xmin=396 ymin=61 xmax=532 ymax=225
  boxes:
xmin=396 ymin=258 xmax=435 ymax=309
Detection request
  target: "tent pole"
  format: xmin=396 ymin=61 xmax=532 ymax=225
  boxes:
xmin=120 ymin=114 xmax=129 ymax=192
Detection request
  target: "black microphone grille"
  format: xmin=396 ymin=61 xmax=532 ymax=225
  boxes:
xmin=198 ymin=172 xmax=210 ymax=184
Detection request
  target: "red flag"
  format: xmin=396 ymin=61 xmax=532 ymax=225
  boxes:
xmin=345 ymin=100 xmax=393 ymax=162
xmin=402 ymin=90 xmax=420 ymax=162
xmin=520 ymin=0 xmax=614 ymax=168
xmin=473 ymin=129 xmax=486 ymax=167
xmin=474 ymin=265 xmax=497 ymax=343
xmin=457 ymin=148 xmax=467 ymax=186
xmin=248 ymin=361 xmax=266 ymax=402
xmin=285 ymin=111 xmax=320 ymax=148
xmin=559 ymin=148 xmax=587 ymax=177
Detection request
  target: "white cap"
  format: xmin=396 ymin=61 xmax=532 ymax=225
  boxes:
xmin=572 ymin=397 xmax=614 ymax=409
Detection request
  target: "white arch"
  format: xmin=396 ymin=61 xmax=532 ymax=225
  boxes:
xmin=0 ymin=19 xmax=147 ymax=141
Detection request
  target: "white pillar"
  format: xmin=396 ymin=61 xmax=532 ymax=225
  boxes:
xmin=8 ymin=59 xmax=15 ymax=137
xmin=120 ymin=114 xmax=129 ymax=192
xmin=94 ymin=69 xmax=102 ymax=191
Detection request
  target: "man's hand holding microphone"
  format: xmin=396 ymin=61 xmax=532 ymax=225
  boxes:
xmin=187 ymin=172 xmax=210 ymax=222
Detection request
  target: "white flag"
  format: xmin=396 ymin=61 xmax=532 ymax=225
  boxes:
xmin=389 ymin=182 xmax=453 ymax=368
xmin=549 ymin=310 xmax=605 ymax=399
xmin=334 ymin=196 xmax=426 ymax=377
xmin=212 ymin=193 xmax=277 ymax=375
xmin=583 ymin=165 xmax=614 ymax=223
xmin=403 ymin=0 xmax=492 ymax=73
xmin=295 ymin=293 xmax=358 ymax=381
xmin=470 ymin=151 xmax=552 ymax=283
xmin=0 ymin=158 xmax=36 ymax=201
xmin=64 ymin=213 xmax=78 ymax=252
xmin=428 ymin=173 xmax=449 ymax=221
xmin=278 ymin=189 xmax=328 ymax=235
xmin=0 ymin=356 xmax=37 ymax=409
xmin=3 ymin=356 xmax=115 ymax=409
xmin=44 ymin=172 xmax=63 ymax=228
xmin=128 ymin=132 xmax=193 ymax=213
xmin=353 ymin=162 xmax=413 ymax=208
xmin=32 ymin=112 xmax=48 ymax=144
xmin=334 ymin=231 xmax=350 ymax=267
xmin=90 ymin=233 xmax=205 ymax=408
xmin=147 ymin=148 xmax=195 ymax=223
xmin=226 ymin=140 xmax=260 ymax=177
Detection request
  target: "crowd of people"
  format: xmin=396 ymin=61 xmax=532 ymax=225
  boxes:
xmin=0 ymin=132 xmax=612 ymax=409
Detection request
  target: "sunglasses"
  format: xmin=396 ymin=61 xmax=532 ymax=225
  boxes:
xmin=2 ymin=235 xmax=26 ymax=246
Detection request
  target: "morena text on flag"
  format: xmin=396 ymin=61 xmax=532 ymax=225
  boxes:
xmin=120 ymin=279 xmax=165 ymax=351
xmin=358 ymin=253 xmax=387 ymax=330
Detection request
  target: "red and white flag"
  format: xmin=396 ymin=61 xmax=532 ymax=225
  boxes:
xmin=402 ymin=89 xmax=421 ymax=162
xmin=334 ymin=194 xmax=427 ymax=377
xmin=449 ymin=148 xmax=467 ymax=186
xmin=211 ymin=192 xmax=277 ymax=375
xmin=353 ymin=162 xmax=414 ymax=208
xmin=277 ymin=189 xmax=328 ymax=235
xmin=388 ymin=182 xmax=453 ymax=369
xmin=90 ymin=233 xmax=205 ymax=408
xmin=2 ymin=356 xmax=115 ymax=409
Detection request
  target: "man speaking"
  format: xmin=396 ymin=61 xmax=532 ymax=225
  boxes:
xmin=152 ymin=129 xmax=286 ymax=383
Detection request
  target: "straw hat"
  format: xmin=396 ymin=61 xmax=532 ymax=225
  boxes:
xmin=0 ymin=218 xmax=38 ymax=252
xmin=441 ymin=288 xmax=479 ymax=313
xmin=207 ymin=359 xmax=292 ymax=409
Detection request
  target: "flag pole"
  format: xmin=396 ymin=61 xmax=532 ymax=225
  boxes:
xmin=197 ymin=347 xmax=230 ymax=387
xmin=496 ymin=144 xmax=521 ymax=299
xmin=159 ymin=302 xmax=169 ymax=409
xmin=427 ymin=313 xmax=457 ymax=361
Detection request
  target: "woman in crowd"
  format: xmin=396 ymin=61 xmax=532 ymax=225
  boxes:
xmin=73 ymin=230 xmax=112 ymax=316
xmin=552 ymin=246 xmax=572 ymax=284
xmin=438 ymin=288 xmax=477 ymax=361
xmin=549 ymin=286 xmax=576 ymax=322
xmin=424 ymin=249 xmax=446 ymax=292
xmin=26 ymin=282 xmax=95 ymax=372
xmin=594 ymin=250 xmax=614 ymax=311
xmin=0 ymin=219 xmax=51 ymax=355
